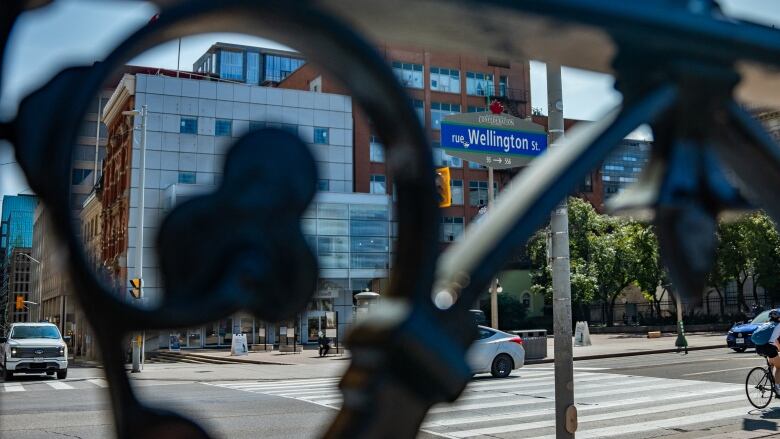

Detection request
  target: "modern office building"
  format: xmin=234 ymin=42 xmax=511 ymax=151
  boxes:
xmin=100 ymin=70 xmax=383 ymax=347
xmin=601 ymin=139 xmax=652 ymax=199
xmin=193 ymin=43 xmax=305 ymax=85
xmin=0 ymin=194 xmax=38 ymax=328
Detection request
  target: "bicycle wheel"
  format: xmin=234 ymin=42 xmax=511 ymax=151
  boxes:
xmin=746 ymin=366 xmax=774 ymax=409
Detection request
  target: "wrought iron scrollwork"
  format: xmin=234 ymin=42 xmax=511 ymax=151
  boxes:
xmin=1 ymin=0 xmax=780 ymax=438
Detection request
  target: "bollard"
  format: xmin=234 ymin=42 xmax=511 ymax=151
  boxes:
xmin=131 ymin=339 xmax=141 ymax=373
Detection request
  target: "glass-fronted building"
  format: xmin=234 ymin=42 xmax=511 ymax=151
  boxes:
xmin=193 ymin=43 xmax=305 ymax=85
xmin=1 ymin=195 xmax=38 ymax=258
xmin=601 ymin=139 xmax=652 ymax=199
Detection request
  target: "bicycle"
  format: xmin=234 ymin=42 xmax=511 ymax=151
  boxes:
xmin=746 ymin=357 xmax=778 ymax=409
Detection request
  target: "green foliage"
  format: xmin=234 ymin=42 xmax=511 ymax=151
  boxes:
xmin=479 ymin=293 xmax=528 ymax=331
xmin=528 ymin=197 xmax=664 ymax=325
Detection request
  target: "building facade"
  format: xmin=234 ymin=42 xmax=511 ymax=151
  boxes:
xmin=601 ymin=139 xmax=652 ymax=200
xmin=0 ymin=195 xmax=38 ymax=329
xmin=193 ymin=43 xmax=305 ymax=85
xmin=101 ymin=71 xmax=373 ymax=347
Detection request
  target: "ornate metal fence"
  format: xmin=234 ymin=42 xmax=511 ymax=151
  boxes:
xmin=2 ymin=0 xmax=780 ymax=437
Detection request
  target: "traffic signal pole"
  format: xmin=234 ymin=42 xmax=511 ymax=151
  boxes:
xmin=548 ymin=63 xmax=576 ymax=438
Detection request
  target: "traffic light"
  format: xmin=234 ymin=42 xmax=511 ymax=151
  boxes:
xmin=129 ymin=278 xmax=143 ymax=299
xmin=15 ymin=295 xmax=24 ymax=311
xmin=436 ymin=167 xmax=451 ymax=208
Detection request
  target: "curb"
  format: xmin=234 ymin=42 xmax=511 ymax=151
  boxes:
xmin=525 ymin=344 xmax=726 ymax=364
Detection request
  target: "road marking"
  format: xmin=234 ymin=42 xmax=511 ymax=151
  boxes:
xmin=87 ymin=379 xmax=108 ymax=388
xmin=421 ymin=385 xmax=738 ymax=428
xmin=3 ymin=382 xmax=24 ymax=392
xmin=534 ymin=406 xmax=753 ymax=439
xmin=445 ymin=393 xmax=746 ymax=437
xmin=45 ymin=381 xmax=74 ymax=390
xmin=683 ymin=366 xmax=757 ymax=376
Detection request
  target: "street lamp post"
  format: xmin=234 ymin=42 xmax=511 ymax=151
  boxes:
xmin=18 ymin=253 xmax=41 ymax=322
xmin=122 ymin=105 xmax=148 ymax=369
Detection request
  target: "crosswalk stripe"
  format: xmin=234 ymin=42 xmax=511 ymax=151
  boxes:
xmin=3 ymin=382 xmax=24 ymax=392
xmin=535 ymin=406 xmax=752 ymax=439
xmin=421 ymin=385 xmax=738 ymax=428
xmin=428 ymin=379 xmax=716 ymax=414
xmin=45 ymin=381 xmax=74 ymax=390
xmin=443 ymin=393 xmax=746 ymax=437
xmin=87 ymin=379 xmax=108 ymax=388
xmin=217 ymin=378 xmax=339 ymax=389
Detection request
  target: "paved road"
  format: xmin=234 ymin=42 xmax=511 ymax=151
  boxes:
xmin=2 ymin=348 xmax=778 ymax=438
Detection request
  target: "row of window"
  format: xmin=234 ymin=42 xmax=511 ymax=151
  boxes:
xmin=391 ymin=62 xmax=508 ymax=96
xmin=179 ymin=117 xmax=330 ymax=144
xmin=205 ymin=50 xmax=305 ymax=84
xmin=368 ymin=173 xmax=494 ymax=206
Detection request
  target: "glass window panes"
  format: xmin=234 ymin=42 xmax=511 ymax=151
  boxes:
xmin=71 ymin=169 xmax=92 ymax=185
xmin=318 ymin=219 xmax=348 ymax=236
xmin=349 ymin=204 xmax=389 ymax=220
xmin=469 ymin=161 xmax=486 ymax=169
xmin=412 ymin=99 xmax=425 ymax=123
xmin=319 ymin=252 xmax=348 ymax=269
xmin=246 ymin=52 xmax=260 ymax=85
xmin=451 ymin=180 xmax=464 ymax=205
xmin=469 ymin=181 xmax=489 ymax=206
xmin=370 ymin=175 xmax=386 ymax=194
xmin=431 ymin=102 xmax=461 ymax=130
xmin=317 ymin=180 xmax=329 ymax=191
xmin=314 ymin=127 xmax=329 ymax=144
xmin=392 ymin=61 xmax=424 ymax=88
xmin=440 ymin=217 xmax=464 ymax=242
xmin=178 ymin=172 xmax=196 ymax=184
xmin=264 ymin=54 xmax=305 ymax=82
xmin=467 ymin=105 xmax=486 ymax=113
xmin=466 ymin=71 xmax=495 ymax=96
xmin=351 ymin=237 xmax=389 ymax=252
xmin=432 ymin=143 xmax=462 ymax=168
xmin=430 ymin=67 xmax=460 ymax=93
xmin=301 ymin=218 xmax=316 ymax=235
xmin=350 ymin=220 xmax=388 ymax=237
xmin=215 ymin=119 xmax=232 ymax=137
xmin=220 ymin=50 xmax=243 ymax=81
xmin=351 ymin=253 xmax=389 ymax=269
xmin=319 ymin=203 xmax=349 ymax=219
xmin=369 ymin=135 xmax=385 ymax=163
xmin=180 ymin=117 xmax=197 ymax=134
xmin=318 ymin=236 xmax=349 ymax=253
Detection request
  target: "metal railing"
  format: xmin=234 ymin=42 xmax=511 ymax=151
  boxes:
xmin=1 ymin=0 xmax=780 ymax=438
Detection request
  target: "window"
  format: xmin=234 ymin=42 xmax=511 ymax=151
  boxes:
xmin=580 ymin=173 xmax=593 ymax=193
xmin=314 ymin=127 xmax=329 ymax=144
xmin=440 ymin=217 xmax=464 ymax=242
xmin=318 ymin=219 xmax=349 ymax=235
xmin=215 ymin=119 xmax=232 ymax=137
xmin=350 ymin=220 xmax=388 ymax=237
xmin=392 ymin=61 xmax=423 ymax=88
xmin=178 ymin=172 xmax=196 ymax=184
xmin=522 ymin=292 xmax=531 ymax=308
xmin=318 ymin=203 xmax=348 ymax=219
xmin=264 ymin=54 xmax=305 ymax=82
xmin=318 ymin=236 xmax=349 ymax=253
xmin=246 ymin=52 xmax=260 ymax=85
xmin=219 ymin=50 xmax=243 ymax=81
xmin=351 ymin=237 xmax=389 ymax=252
xmin=451 ymin=180 xmax=464 ymax=205
xmin=370 ymin=175 xmax=386 ymax=194
xmin=412 ymin=99 xmax=425 ymax=123
xmin=467 ymin=105 xmax=486 ymax=113
xmin=71 ymin=169 xmax=92 ymax=185
xmin=468 ymin=181 xmax=496 ymax=206
xmin=466 ymin=71 xmax=494 ymax=96
xmin=432 ymin=143 xmax=462 ymax=168
xmin=350 ymin=253 xmax=389 ymax=269
xmin=349 ymin=204 xmax=389 ymax=221
xmin=369 ymin=135 xmax=385 ymax=163
xmin=431 ymin=102 xmax=461 ymax=130
xmin=499 ymin=75 xmax=508 ymax=97
xmin=317 ymin=180 xmax=330 ymax=191
xmin=180 ymin=117 xmax=197 ymax=134
xmin=469 ymin=161 xmax=486 ymax=169
xmin=430 ymin=67 xmax=460 ymax=93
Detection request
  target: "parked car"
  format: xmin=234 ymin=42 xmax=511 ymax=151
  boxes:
xmin=467 ymin=326 xmax=525 ymax=378
xmin=469 ymin=309 xmax=487 ymax=326
xmin=1 ymin=322 xmax=69 ymax=380
xmin=726 ymin=309 xmax=772 ymax=352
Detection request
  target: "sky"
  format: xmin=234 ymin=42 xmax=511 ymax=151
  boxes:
xmin=1 ymin=0 xmax=779 ymax=204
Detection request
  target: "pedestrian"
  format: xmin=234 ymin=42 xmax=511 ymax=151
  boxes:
xmin=318 ymin=331 xmax=331 ymax=357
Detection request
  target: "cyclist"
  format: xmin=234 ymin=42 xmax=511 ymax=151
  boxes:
xmin=751 ymin=309 xmax=780 ymax=394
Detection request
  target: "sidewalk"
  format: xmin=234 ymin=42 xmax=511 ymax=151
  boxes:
xmin=531 ymin=331 xmax=726 ymax=364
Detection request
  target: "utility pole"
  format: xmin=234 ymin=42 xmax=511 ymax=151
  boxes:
xmin=488 ymin=166 xmax=499 ymax=329
xmin=548 ymin=63 xmax=576 ymax=438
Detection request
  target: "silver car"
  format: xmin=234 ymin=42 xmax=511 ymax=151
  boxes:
xmin=467 ymin=326 xmax=525 ymax=378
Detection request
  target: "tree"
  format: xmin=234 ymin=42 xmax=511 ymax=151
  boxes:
xmin=716 ymin=219 xmax=751 ymax=310
xmin=745 ymin=212 xmax=780 ymax=304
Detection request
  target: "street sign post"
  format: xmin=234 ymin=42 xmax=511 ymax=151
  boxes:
xmin=442 ymin=110 xmax=547 ymax=328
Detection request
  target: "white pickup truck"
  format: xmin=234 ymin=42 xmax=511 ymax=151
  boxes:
xmin=1 ymin=322 xmax=69 ymax=380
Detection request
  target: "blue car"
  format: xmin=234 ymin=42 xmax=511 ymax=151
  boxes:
xmin=727 ymin=310 xmax=771 ymax=352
